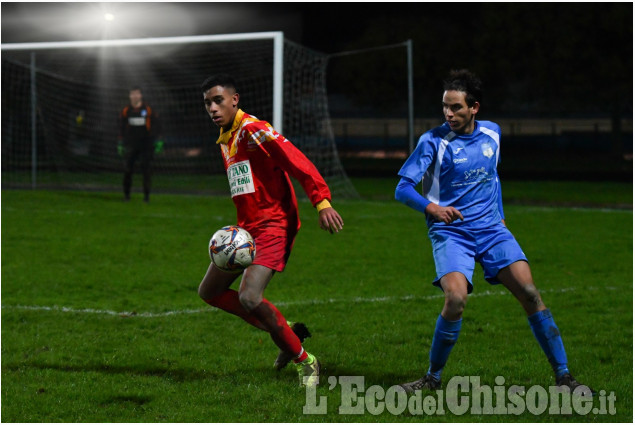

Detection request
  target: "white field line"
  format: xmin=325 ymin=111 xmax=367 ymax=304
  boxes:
xmin=1 ymin=286 xmax=616 ymax=319
xmin=3 ymin=203 xmax=631 ymax=217
xmin=520 ymin=206 xmax=632 ymax=214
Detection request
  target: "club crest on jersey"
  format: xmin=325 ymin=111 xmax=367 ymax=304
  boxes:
xmin=141 ymin=109 xmax=147 ymax=117
xmin=481 ymin=142 xmax=494 ymax=158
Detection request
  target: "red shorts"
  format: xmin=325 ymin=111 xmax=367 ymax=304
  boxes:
xmin=251 ymin=232 xmax=296 ymax=272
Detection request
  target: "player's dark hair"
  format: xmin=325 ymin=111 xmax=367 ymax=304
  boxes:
xmin=129 ymin=85 xmax=143 ymax=93
xmin=443 ymin=69 xmax=483 ymax=106
xmin=200 ymin=74 xmax=238 ymax=94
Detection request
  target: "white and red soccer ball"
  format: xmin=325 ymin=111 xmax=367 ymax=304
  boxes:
xmin=209 ymin=225 xmax=256 ymax=272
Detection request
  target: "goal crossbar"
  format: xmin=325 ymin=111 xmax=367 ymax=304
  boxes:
xmin=2 ymin=32 xmax=285 ymax=132
xmin=0 ymin=31 xmax=283 ymax=51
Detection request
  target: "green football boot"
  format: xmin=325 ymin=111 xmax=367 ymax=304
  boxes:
xmin=273 ymin=321 xmax=311 ymax=370
xmin=296 ymin=352 xmax=321 ymax=387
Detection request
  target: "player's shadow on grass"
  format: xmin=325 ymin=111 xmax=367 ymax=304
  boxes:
xmin=5 ymin=361 xmax=223 ymax=382
xmin=266 ymin=363 xmax=415 ymax=388
xmin=326 ymin=367 xmax=415 ymax=388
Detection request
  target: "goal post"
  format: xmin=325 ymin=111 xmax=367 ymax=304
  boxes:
xmin=327 ymin=40 xmax=415 ymax=155
xmin=1 ymin=32 xmax=358 ymax=198
xmin=2 ymin=31 xmax=286 ymax=131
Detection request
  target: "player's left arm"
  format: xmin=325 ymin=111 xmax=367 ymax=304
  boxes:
xmin=315 ymin=199 xmax=344 ymax=234
xmin=493 ymin=124 xmax=505 ymax=226
xmin=497 ymin=178 xmax=506 ymax=226
xmin=151 ymin=108 xmax=164 ymax=153
xmin=254 ymin=126 xmax=343 ymax=233
xmin=117 ymin=108 xmax=127 ymax=156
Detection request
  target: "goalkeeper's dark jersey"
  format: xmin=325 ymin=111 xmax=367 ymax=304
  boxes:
xmin=118 ymin=103 xmax=161 ymax=147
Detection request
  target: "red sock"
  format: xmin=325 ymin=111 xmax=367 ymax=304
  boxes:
xmin=251 ymin=300 xmax=306 ymax=360
xmin=293 ymin=348 xmax=309 ymax=363
xmin=203 ymin=289 xmax=267 ymax=331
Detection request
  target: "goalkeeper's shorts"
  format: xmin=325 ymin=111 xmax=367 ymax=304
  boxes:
xmin=429 ymin=222 xmax=528 ymax=293
xmin=252 ymin=231 xmax=297 ymax=273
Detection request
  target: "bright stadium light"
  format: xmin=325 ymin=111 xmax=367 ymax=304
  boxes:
xmin=104 ymin=13 xmax=114 ymax=22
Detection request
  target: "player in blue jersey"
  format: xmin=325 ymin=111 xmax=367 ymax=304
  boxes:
xmin=395 ymin=69 xmax=593 ymax=395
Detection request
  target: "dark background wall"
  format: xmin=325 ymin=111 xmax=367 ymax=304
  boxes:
xmin=2 ymin=2 xmax=632 ymax=181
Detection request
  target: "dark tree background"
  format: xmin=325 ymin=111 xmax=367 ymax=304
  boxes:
xmin=297 ymin=3 xmax=632 ymax=120
xmin=3 ymin=3 xmax=631 ymax=120
xmin=2 ymin=2 xmax=632 ymax=171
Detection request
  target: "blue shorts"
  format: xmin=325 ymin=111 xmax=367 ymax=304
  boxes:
xmin=429 ymin=222 xmax=528 ymax=293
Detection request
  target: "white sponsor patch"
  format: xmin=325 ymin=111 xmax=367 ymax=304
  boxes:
xmin=128 ymin=117 xmax=146 ymax=126
xmin=227 ymin=159 xmax=255 ymax=197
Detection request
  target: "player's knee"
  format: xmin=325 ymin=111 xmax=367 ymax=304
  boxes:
xmin=238 ymin=289 xmax=262 ymax=312
xmin=197 ymin=283 xmax=208 ymax=300
xmin=198 ymin=278 xmax=224 ymax=301
xmin=198 ymin=281 xmax=215 ymax=300
xmin=444 ymin=291 xmax=467 ymax=316
xmin=521 ymin=284 xmax=543 ymax=309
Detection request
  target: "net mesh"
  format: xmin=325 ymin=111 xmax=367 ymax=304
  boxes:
xmin=1 ymin=37 xmax=358 ymax=198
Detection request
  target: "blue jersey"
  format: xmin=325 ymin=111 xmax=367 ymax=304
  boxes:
xmin=398 ymin=120 xmax=504 ymax=229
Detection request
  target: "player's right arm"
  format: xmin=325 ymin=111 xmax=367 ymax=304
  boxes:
xmin=316 ymin=199 xmax=344 ymax=234
xmin=245 ymin=121 xmax=343 ymax=233
xmin=395 ymin=177 xmax=463 ymax=224
xmin=395 ymin=130 xmax=462 ymax=224
xmin=117 ymin=107 xmax=127 ymax=156
xmin=424 ymin=202 xmax=464 ymax=224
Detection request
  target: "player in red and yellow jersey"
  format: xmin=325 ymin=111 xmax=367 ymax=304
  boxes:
xmin=197 ymin=74 xmax=343 ymax=387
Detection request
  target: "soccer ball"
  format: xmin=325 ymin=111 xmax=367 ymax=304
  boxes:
xmin=209 ymin=225 xmax=256 ymax=272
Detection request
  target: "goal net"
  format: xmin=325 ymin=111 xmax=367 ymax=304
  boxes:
xmin=1 ymin=33 xmax=358 ymax=198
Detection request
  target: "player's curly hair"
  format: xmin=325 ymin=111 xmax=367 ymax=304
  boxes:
xmin=443 ymin=69 xmax=483 ymax=107
xmin=200 ymin=74 xmax=238 ymax=94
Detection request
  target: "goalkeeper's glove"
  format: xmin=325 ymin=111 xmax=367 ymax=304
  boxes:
xmin=117 ymin=141 xmax=125 ymax=157
xmin=154 ymin=140 xmax=164 ymax=154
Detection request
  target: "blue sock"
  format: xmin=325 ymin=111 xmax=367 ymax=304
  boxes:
xmin=427 ymin=314 xmax=462 ymax=381
xmin=528 ymin=309 xmax=569 ymax=378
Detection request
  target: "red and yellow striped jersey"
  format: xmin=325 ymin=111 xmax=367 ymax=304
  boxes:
xmin=216 ymin=109 xmax=331 ymax=238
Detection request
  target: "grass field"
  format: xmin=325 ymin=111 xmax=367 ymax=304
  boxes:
xmin=1 ymin=179 xmax=632 ymax=422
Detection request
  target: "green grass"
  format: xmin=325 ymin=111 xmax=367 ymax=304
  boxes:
xmin=1 ymin=180 xmax=632 ymax=422
xmin=1 ymin=170 xmax=232 ymax=194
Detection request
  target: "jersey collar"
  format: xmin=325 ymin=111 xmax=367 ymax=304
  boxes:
xmin=216 ymin=109 xmax=245 ymax=145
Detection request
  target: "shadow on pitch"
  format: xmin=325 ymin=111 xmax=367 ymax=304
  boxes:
xmin=323 ymin=366 xmax=416 ymax=388
xmin=4 ymin=360 xmax=224 ymax=382
xmin=269 ymin=361 xmax=416 ymax=388
xmin=8 ymin=358 xmax=421 ymax=388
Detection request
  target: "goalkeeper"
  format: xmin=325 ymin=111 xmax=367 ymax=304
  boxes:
xmin=197 ymin=74 xmax=343 ymax=387
xmin=117 ymin=86 xmax=164 ymax=202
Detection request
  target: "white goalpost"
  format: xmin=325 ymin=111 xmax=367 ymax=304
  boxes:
xmin=3 ymin=32 xmax=287 ymax=131
xmin=1 ymin=32 xmax=358 ymax=198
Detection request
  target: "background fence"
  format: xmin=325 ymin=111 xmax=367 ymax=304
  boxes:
xmin=330 ymin=118 xmax=633 ymax=181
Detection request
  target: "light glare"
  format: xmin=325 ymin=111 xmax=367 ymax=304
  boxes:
xmin=104 ymin=13 xmax=115 ymax=22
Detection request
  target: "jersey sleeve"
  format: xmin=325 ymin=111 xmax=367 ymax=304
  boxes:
xmin=395 ymin=176 xmax=431 ymax=214
xmin=118 ymin=107 xmax=127 ymax=140
xmin=246 ymin=122 xmax=332 ymax=206
xmin=497 ymin=178 xmax=505 ymax=220
xmin=150 ymin=108 xmax=162 ymax=140
xmin=397 ymin=132 xmax=437 ymax=183
xmin=488 ymin=122 xmax=504 ymax=220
